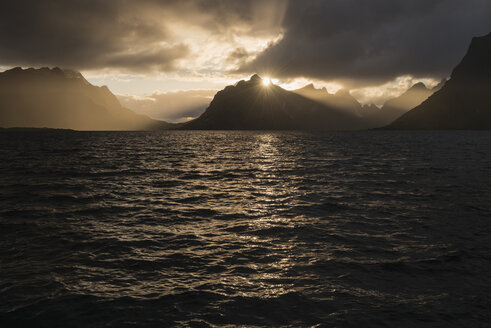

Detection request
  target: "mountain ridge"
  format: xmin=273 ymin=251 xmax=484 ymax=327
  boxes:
xmin=182 ymin=75 xmax=365 ymax=130
xmin=368 ymin=80 xmax=445 ymax=127
xmin=385 ymin=32 xmax=491 ymax=130
xmin=0 ymin=67 xmax=173 ymax=130
xmin=3 ymin=29 xmax=489 ymax=132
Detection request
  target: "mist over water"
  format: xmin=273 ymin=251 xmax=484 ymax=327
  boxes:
xmin=1 ymin=130 xmax=491 ymax=327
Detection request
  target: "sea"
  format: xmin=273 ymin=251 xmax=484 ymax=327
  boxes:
xmin=1 ymin=130 xmax=491 ymax=327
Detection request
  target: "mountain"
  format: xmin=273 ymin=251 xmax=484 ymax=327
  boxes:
xmin=292 ymin=76 xmax=447 ymax=129
xmin=0 ymin=67 xmax=173 ymax=130
xmin=293 ymin=84 xmax=364 ymax=117
xmin=369 ymin=81 xmax=444 ymax=127
xmin=182 ymin=75 xmax=363 ymax=130
xmin=385 ymin=32 xmax=491 ymax=130
xmin=361 ymin=103 xmax=380 ymax=117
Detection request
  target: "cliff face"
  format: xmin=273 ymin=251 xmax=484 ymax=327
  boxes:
xmin=0 ymin=67 xmax=171 ymax=130
xmin=385 ymin=32 xmax=491 ymax=130
xmin=183 ymin=75 xmax=363 ymax=130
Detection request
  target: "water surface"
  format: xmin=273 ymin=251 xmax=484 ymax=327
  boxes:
xmin=1 ymin=130 xmax=491 ymax=327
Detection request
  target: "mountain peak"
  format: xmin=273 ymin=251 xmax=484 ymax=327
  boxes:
xmin=61 ymin=69 xmax=89 ymax=84
xmin=410 ymin=82 xmax=428 ymax=90
xmin=249 ymin=74 xmax=263 ymax=82
xmin=183 ymin=76 xmax=363 ymax=130
xmin=2 ymin=66 xmax=80 ymax=80
xmin=450 ymin=32 xmax=491 ymax=81
xmin=0 ymin=66 xmax=169 ymax=130
xmin=335 ymin=89 xmax=352 ymax=97
xmin=296 ymin=83 xmax=320 ymax=93
xmin=385 ymin=31 xmax=491 ymax=130
xmin=6 ymin=66 xmax=23 ymax=73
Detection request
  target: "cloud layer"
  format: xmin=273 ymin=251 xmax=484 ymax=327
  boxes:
xmin=0 ymin=1 xmax=175 ymax=71
xmin=0 ymin=0 xmax=490 ymax=88
xmin=241 ymin=0 xmax=491 ymax=86
xmin=0 ymin=0 xmax=284 ymax=74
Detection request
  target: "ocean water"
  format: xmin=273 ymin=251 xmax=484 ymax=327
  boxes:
xmin=1 ymin=130 xmax=491 ymax=327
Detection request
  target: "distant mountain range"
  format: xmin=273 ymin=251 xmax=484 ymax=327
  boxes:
xmin=385 ymin=32 xmax=491 ymax=130
xmin=292 ymin=84 xmax=365 ymax=118
xmin=0 ymin=67 xmax=449 ymax=131
xmin=0 ymin=67 xmax=172 ymax=130
xmin=181 ymin=74 xmax=442 ymax=130
xmin=182 ymin=74 xmax=367 ymax=130
xmin=0 ymin=67 xmax=442 ymax=131
xmin=1 ymin=31 xmax=490 ymax=131
xmin=372 ymin=80 xmax=445 ymax=127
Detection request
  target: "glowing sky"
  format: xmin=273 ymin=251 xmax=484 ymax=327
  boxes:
xmin=1 ymin=0 xmax=491 ymax=121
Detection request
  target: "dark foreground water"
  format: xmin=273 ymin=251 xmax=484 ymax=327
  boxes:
xmin=1 ymin=130 xmax=491 ymax=327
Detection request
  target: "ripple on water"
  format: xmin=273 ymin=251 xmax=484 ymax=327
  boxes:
xmin=1 ymin=130 xmax=491 ymax=326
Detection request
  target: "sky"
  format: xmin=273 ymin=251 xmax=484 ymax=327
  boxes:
xmin=1 ymin=0 xmax=491 ymax=122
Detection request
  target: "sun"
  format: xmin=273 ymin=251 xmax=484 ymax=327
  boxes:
xmin=262 ymin=77 xmax=271 ymax=86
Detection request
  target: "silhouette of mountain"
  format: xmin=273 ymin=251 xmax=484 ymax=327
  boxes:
xmin=0 ymin=67 xmax=173 ymax=130
xmin=293 ymin=84 xmax=364 ymax=117
xmin=368 ymin=81 xmax=444 ymax=127
xmin=182 ymin=75 xmax=363 ymax=130
xmin=361 ymin=103 xmax=380 ymax=117
xmin=385 ymin=32 xmax=491 ymax=130
xmin=293 ymin=84 xmax=400 ymax=128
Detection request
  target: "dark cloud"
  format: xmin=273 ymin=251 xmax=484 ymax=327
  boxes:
xmin=0 ymin=0 xmax=264 ymax=72
xmin=106 ymin=45 xmax=190 ymax=72
xmin=0 ymin=0 xmax=187 ymax=71
xmin=226 ymin=47 xmax=251 ymax=64
xmin=1 ymin=0 xmax=490 ymax=85
xmin=241 ymin=0 xmax=491 ymax=86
